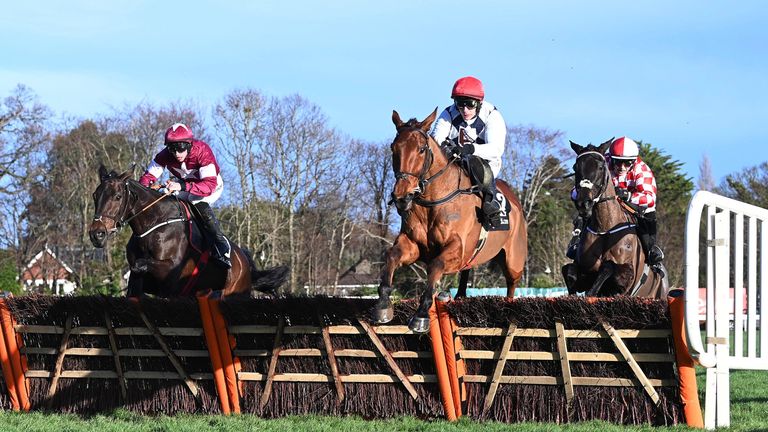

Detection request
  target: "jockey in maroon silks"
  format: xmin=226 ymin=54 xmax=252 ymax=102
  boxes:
xmin=566 ymin=136 xmax=664 ymax=266
xmin=139 ymin=123 xmax=231 ymax=268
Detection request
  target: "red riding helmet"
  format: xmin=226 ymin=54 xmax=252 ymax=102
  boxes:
xmin=451 ymin=76 xmax=484 ymax=100
xmin=164 ymin=123 xmax=194 ymax=144
xmin=609 ymin=136 xmax=639 ymax=160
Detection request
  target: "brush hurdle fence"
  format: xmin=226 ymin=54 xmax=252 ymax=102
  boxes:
xmin=0 ymin=291 xmax=703 ymax=426
xmin=684 ymin=191 xmax=768 ymax=429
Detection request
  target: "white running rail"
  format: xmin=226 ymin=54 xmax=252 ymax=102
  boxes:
xmin=685 ymin=191 xmax=768 ymax=429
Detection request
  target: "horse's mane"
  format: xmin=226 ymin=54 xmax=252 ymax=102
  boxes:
xmin=401 ymin=118 xmax=420 ymax=129
xmin=101 ymin=169 xmax=165 ymax=197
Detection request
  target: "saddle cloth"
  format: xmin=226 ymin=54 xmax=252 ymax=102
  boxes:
xmin=478 ymin=193 xmax=512 ymax=232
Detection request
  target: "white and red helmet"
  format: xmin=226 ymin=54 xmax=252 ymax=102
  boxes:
xmin=609 ymin=136 xmax=639 ymax=160
xmin=164 ymin=123 xmax=194 ymax=144
xmin=451 ymin=76 xmax=484 ymax=100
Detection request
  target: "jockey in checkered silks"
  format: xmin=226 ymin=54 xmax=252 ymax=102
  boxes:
xmin=566 ymin=136 xmax=665 ymax=266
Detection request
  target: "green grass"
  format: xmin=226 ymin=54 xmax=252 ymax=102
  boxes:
xmin=0 ymin=369 xmax=764 ymax=431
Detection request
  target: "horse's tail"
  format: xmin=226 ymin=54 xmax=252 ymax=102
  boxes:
xmin=242 ymin=248 xmax=289 ymax=294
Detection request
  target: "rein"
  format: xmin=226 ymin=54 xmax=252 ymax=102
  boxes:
xmin=93 ymin=180 xmax=185 ymax=236
xmin=393 ymin=127 xmax=475 ymax=207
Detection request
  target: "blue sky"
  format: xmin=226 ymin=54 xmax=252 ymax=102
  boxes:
xmin=2 ymin=1 xmax=766 ymax=184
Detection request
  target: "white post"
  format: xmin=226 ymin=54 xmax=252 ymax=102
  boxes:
xmin=712 ymin=211 xmax=730 ymax=428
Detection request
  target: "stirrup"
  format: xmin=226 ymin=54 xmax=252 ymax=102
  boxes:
xmin=649 ymin=245 xmax=664 ymax=265
xmin=213 ymin=239 xmax=232 ymax=269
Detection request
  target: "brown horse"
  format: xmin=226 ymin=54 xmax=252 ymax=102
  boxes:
xmin=371 ymin=109 xmax=528 ymax=333
xmin=88 ymin=166 xmax=288 ymax=298
xmin=561 ymin=140 xmax=668 ymax=298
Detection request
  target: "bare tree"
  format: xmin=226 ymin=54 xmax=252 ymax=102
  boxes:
xmin=257 ymin=94 xmax=340 ymax=293
xmin=501 ymin=125 xmax=569 ymax=226
xmin=211 ymin=89 xmax=274 ymax=258
xmin=0 ymin=85 xmax=51 ymax=290
xmin=351 ymin=139 xmax=396 ymax=256
xmin=106 ymin=101 xmax=207 ymax=170
xmin=698 ymin=153 xmax=715 ymax=192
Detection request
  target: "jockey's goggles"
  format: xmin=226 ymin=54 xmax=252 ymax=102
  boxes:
xmin=612 ymin=158 xmax=634 ymax=168
xmin=454 ymin=98 xmax=479 ymax=109
xmin=166 ymin=141 xmax=191 ymax=153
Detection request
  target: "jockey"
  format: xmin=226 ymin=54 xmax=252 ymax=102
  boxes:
xmin=431 ymin=76 xmax=507 ymax=228
xmin=139 ymin=123 xmax=231 ymax=268
xmin=566 ymin=136 xmax=664 ymax=266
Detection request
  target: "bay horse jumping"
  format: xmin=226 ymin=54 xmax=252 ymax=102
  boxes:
xmin=562 ymin=140 xmax=668 ymax=298
xmin=88 ymin=166 xmax=288 ymax=298
xmin=372 ymin=109 xmax=527 ymax=333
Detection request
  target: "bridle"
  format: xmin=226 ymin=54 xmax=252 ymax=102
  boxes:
xmin=574 ymin=150 xmax=615 ymax=205
xmin=92 ymin=179 xmax=135 ymax=234
xmin=393 ymin=127 xmax=438 ymax=193
xmin=391 ymin=127 xmax=473 ymax=207
xmin=574 ymin=150 xmax=636 ymax=236
xmin=93 ymin=179 xmax=179 ymax=236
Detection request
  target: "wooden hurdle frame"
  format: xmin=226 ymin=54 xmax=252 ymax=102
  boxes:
xmin=0 ymin=294 xmax=703 ymax=426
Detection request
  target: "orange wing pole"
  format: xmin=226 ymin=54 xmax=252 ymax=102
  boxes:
xmin=668 ymin=290 xmax=704 ymax=428
xmin=197 ymin=295 xmax=231 ymax=415
xmin=0 ymin=299 xmax=29 ymax=411
xmin=210 ymin=299 xmax=241 ymax=414
xmin=428 ymin=297 xmax=457 ymax=421
xmin=0 ymin=301 xmax=19 ymax=410
xmin=435 ymin=292 xmax=462 ymax=417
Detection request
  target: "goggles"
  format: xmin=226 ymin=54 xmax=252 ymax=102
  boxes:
xmin=612 ymin=158 xmax=634 ymax=168
xmin=454 ymin=98 xmax=479 ymax=109
xmin=167 ymin=141 xmax=191 ymax=153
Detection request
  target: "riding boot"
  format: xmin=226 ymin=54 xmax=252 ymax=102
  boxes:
xmin=566 ymin=216 xmax=585 ymax=260
xmin=639 ymin=212 xmax=664 ymax=266
xmin=195 ymin=202 xmax=232 ymax=269
xmin=481 ymin=180 xmax=503 ymax=229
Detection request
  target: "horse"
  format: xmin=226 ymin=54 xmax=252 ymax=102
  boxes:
xmin=371 ymin=109 xmax=528 ymax=333
xmin=561 ymin=140 xmax=668 ymax=298
xmin=88 ymin=165 xmax=288 ymax=298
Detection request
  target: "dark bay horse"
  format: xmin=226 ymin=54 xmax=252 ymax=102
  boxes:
xmin=372 ymin=110 xmax=528 ymax=332
xmin=88 ymin=166 xmax=287 ymax=298
xmin=562 ymin=140 xmax=668 ymax=298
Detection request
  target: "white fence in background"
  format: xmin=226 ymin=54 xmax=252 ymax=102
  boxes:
xmin=684 ymin=191 xmax=768 ymax=429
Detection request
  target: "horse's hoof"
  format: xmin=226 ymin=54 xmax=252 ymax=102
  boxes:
xmin=408 ymin=316 xmax=430 ymax=334
xmin=371 ymin=305 xmax=394 ymax=324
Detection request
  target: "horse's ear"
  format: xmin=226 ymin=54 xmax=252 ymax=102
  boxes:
xmin=569 ymin=140 xmax=585 ymax=154
xmin=98 ymin=164 xmax=109 ymax=181
xmin=598 ymin=137 xmax=614 ymax=154
xmin=392 ymin=110 xmax=404 ymax=128
xmin=420 ymin=108 xmax=438 ymax=131
xmin=118 ymin=164 xmax=135 ymax=181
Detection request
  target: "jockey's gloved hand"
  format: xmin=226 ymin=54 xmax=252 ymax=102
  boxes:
xmin=459 ymin=144 xmax=475 ymax=155
xmin=616 ymin=188 xmax=631 ymax=202
xmin=442 ymin=140 xmax=461 ymax=159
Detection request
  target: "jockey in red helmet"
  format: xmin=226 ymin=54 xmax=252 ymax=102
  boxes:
xmin=566 ymin=136 xmax=664 ymax=267
xmin=606 ymin=137 xmax=664 ymax=265
xmin=431 ymin=76 xmax=507 ymax=229
xmin=139 ymin=123 xmax=231 ymax=268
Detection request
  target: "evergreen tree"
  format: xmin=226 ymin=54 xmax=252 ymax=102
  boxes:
xmin=637 ymin=141 xmax=694 ymax=286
